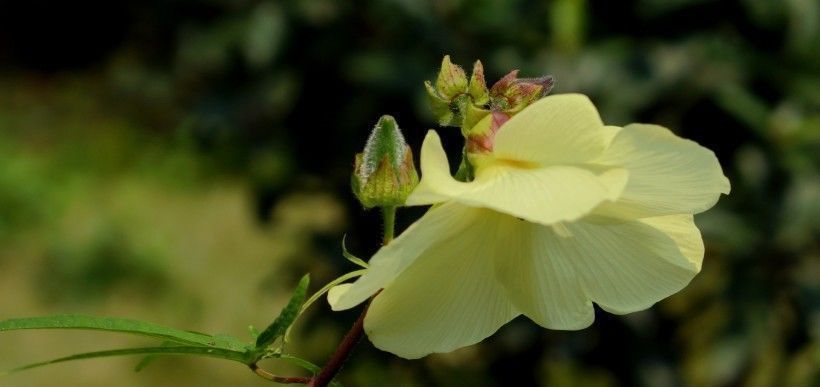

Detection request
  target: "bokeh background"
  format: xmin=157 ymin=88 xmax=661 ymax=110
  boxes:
xmin=1 ymin=0 xmax=818 ymax=386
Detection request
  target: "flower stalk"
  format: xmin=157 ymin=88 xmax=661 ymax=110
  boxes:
xmin=381 ymin=206 xmax=396 ymax=244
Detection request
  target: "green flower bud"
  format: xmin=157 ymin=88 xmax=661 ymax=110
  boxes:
xmin=426 ymin=57 xmax=492 ymax=128
xmin=435 ymin=55 xmax=469 ymax=99
xmin=352 ymin=115 xmax=419 ymax=209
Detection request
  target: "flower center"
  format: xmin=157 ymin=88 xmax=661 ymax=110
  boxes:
xmin=469 ymin=154 xmax=540 ymax=176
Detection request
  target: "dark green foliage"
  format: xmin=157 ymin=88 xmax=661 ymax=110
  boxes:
xmin=37 ymin=226 xmax=169 ymax=303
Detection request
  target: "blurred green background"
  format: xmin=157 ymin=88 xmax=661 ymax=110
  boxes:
xmin=0 ymin=0 xmax=818 ymax=386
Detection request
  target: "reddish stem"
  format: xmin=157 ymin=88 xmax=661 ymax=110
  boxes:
xmin=307 ymin=300 xmax=370 ymax=387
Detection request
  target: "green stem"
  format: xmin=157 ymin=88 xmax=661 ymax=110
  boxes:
xmin=382 ymin=206 xmax=396 ymax=244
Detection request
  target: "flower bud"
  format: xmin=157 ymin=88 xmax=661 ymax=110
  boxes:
xmin=427 ymin=56 xmax=492 ymax=128
xmin=352 ymin=115 xmax=419 ymax=209
xmin=490 ymin=70 xmax=554 ymax=113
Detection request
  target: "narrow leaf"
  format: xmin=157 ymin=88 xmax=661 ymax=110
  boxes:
xmin=2 ymin=346 xmax=249 ymax=376
xmin=0 ymin=315 xmax=248 ymax=351
xmin=255 ymin=274 xmax=310 ymax=349
xmin=341 ymin=235 xmax=369 ymax=268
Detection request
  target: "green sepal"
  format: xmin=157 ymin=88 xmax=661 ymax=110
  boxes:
xmin=425 ymin=81 xmax=457 ymax=126
xmin=434 ymin=55 xmax=468 ymax=99
xmin=468 ymin=60 xmax=489 ymax=105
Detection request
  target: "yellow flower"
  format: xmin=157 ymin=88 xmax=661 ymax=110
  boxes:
xmin=329 ymin=94 xmax=730 ymax=359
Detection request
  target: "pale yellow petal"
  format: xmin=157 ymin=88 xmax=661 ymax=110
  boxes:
xmin=405 ymin=130 xmax=461 ymax=206
xmin=453 ymin=164 xmax=627 ymax=225
xmin=364 ymin=206 xmax=519 ymax=359
xmin=330 ymin=201 xmax=487 ymax=311
xmin=493 ymin=217 xmax=594 ymax=329
xmin=326 ymin=284 xmax=354 ymax=307
xmin=640 ymin=214 xmax=704 ymax=271
xmin=408 ymin=130 xmax=628 ymax=225
xmin=593 ymin=123 xmax=731 ymax=219
xmin=555 ymin=214 xmax=703 ymax=314
xmin=492 ymin=94 xmax=612 ymax=165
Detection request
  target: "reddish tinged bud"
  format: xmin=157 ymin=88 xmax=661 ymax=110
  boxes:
xmin=489 ymin=71 xmax=555 ymax=112
xmin=489 ymin=70 xmax=520 ymax=97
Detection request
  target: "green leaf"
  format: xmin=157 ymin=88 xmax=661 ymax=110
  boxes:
xmin=2 ymin=346 xmax=249 ymax=376
xmin=255 ymin=274 xmax=310 ymax=349
xmin=0 ymin=315 xmax=249 ymax=351
xmin=342 ymin=234 xmax=369 ymax=268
